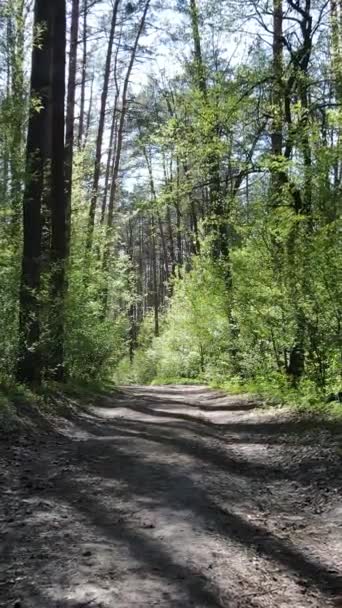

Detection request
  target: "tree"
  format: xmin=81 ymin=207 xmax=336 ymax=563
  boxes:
xmin=87 ymin=0 xmax=121 ymax=251
xmin=101 ymin=0 xmax=151 ymax=315
xmin=0 ymin=0 xmax=338 ymax=400
xmin=65 ymin=0 xmax=80 ymax=241
xmin=270 ymin=0 xmax=284 ymax=199
xmin=48 ymin=0 xmax=68 ymax=381
xmin=189 ymin=0 xmax=227 ymax=262
xmin=17 ymin=0 xmax=67 ymax=384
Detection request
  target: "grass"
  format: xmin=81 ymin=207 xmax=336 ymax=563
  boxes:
xmin=0 ymin=380 xmax=43 ymax=432
xmin=49 ymin=378 xmax=117 ymax=399
xmin=2 ymin=370 xmax=341 ymax=431
xmin=146 ymin=372 xmax=342 ymax=421
xmin=151 ymin=376 xmax=205 ymax=386
xmin=209 ymin=377 xmax=342 ymax=421
xmin=0 ymin=377 xmax=118 ymax=433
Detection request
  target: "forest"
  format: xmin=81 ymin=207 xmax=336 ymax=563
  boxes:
xmin=0 ymin=0 xmax=341 ymax=405
xmin=0 ymin=2 xmax=342 ymax=607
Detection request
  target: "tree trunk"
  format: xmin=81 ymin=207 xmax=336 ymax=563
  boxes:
xmin=101 ymin=0 xmax=151 ymax=316
xmin=331 ymin=0 xmax=342 ymax=203
xmin=101 ymin=99 xmax=119 ymax=224
xmin=166 ymin=204 xmax=176 ymax=275
xmin=78 ymin=0 xmax=87 ymax=147
xmin=175 ymin=160 xmax=183 ymax=269
xmin=17 ymin=0 xmax=53 ymax=384
xmin=189 ymin=0 xmax=225 ymax=260
xmin=331 ymin=0 xmax=342 ymax=103
xmin=189 ymin=0 xmax=207 ymax=95
xmin=83 ymin=71 xmax=94 ymax=149
xmin=105 ymin=0 xmax=151 ymax=234
xmin=87 ymin=0 xmax=121 ymax=251
xmin=284 ymin=0 xmax=314 ymax=385
xmin=142 ymin=144 xmax=170 ymax=282
xmin=48 ymin=0 xmax=67 ymax=381
xmin=65 ymin=0 xmax=79 ymax=246
xmin=9 ymin=0 xmax=25 ymax=241
xmin=150 ymin=214 xmax=159 ymax=337
xmin=271 ymin=0 xmax=284 ymax=203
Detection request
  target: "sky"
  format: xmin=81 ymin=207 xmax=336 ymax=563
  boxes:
xmin=76 ymin=0 xmax=331 ymax=193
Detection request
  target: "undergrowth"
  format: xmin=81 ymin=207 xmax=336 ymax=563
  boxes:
xmin=209 ymin=378 xmax=342 ymax=420
xmin=0 ymin=378 xmax=118 ymax=433
xmin=151 ymin=377 xmax=205 ymax=386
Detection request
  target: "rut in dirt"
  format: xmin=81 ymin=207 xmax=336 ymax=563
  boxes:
xmin=1 ymin=385 xmax=342 ymax=608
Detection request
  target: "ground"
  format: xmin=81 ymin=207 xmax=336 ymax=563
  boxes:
xmin=0 ymin=385 xmax=342 ymax=608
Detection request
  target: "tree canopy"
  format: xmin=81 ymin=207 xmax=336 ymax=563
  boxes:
xmin=0 ymin=0 xmax=341 ymax=404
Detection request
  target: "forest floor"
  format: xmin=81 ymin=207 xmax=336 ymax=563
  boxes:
xmin=0 ymin=385 xmax=342 ymax=608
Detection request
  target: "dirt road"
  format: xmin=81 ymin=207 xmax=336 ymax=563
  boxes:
xmin=1 ymin=385 xmax=342 ymax=607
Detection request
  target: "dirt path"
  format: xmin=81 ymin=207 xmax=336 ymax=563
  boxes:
xmin=1 ymin=385 xmax=342 ymax=608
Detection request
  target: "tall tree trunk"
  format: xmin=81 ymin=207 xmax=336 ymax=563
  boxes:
xmin=331 ymin=0 xmax=342 ymax=200
xmin=189 ymin=0 xmax=207 ymax=95
xmin=101 ymin=98 xmax=119 ymax=224
xmin=65 ymin=0 xmax=79 ymax=246
xmin=87 ymin=0 xmax=121 ymax=251
xmin=150 ymin=214 xmax=159 ymax=337
xmin=284 ymin=0 xmax=314 ymax=385
xmin=331 ymin=0 xmax=342 ymax=102
xmin=142 ymin=144 xmax=170 ymax=282
xmin=183 ymin=161 xmax=200 ymax=254
xmin=127 ymin=219 xmax=137 ymax=361
xmin=83 ymin=71 xmax=94 ymax=149
xmin=189 ymin=0 xmax=226 ymax=261
xmin=1 ymin=17 xmax=11 ymax=204
xmin=166 ymin=204 xmax=176 ymax=274
xmin=48 ymin=0 xmax=67 ymax=381
xmin=101 ymin=29 xmax=122 ymax=224
xmin=271 ymin=0 xmax=284 ymax=203
xmin=175 ymin=159 xmax=183 ymax=269
xmin=17 ymin=0 xmax=53 ymax=384
xmin=105 ymin=0 xmax=151 ymax=233
xmin=78 ymin=0 xmax=87 ymax=147
xmin=9 ymin=0 xmax=25 ymax=241
xmin=101 ymin=0 xmax=151 ymax=316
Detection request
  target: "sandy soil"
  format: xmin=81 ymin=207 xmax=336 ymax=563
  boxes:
xmin=0 ymin=385 xmax=342 ymax=608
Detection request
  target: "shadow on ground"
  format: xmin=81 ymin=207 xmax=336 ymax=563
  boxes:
xmin=1 ymin=385 xmax=341 ymax=607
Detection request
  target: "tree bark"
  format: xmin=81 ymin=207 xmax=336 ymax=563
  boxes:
xmin=189 ymin=0 xmax=226 ymax=261
xmin=142 ymin=144 xmax=170 ymax=282
xmin=9 ymin=0 xmax=25 ymax=240
xmin=271 ymin=0 xmax=284 ymax=204
xmin=150 ymin=214 xmax=159 ymax=337
xmin=17 ymin=0 xmax=53 ymax=384
xmin=83 ymin=71 xmax=94 ymax=148
xmin=101 ymin=96 xmax=119 ymax=224
xmin=101 ymin=0 xmax=151 ymax=316
xmin=65 ymin=0 xmax=79 ymax=247
xmin=331 ymin=0 xmax=342 ymax=102
xmin=283 ymin=1 xmax=314 ymax=385
xmin=87 ymin=0 xmax=121 ymax=251
xmin=78 ymin=0 xmax=88 ymax=147
xmin=48 ymin=0 xmax=68 ymax=381
xmin=189 ymin=0 xmax=207 ymax=95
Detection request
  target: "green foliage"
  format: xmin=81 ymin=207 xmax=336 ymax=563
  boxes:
xmin=128 ymin=208 xmax=341 ymax=407
xmin=0 ymin=0 xmax=341 ymax=423
xmin=0 ymin=246 xmax=20 ymax=382
xmin=152 ymin=255 xmax=230 ymax=379
xmin=0 ymin=140 xmax=132 ymax=385
xmin=0 ymin=379 xmax=41 ymax=432
xmin=64 ymin=153 xmax=132 ymax=382
xmin=115 ymin=312 xmax=160 ymax=384
xmin=119 ymin=253 xmax=230 ymax=383
xmin=151 ymin=377 xmax=204 ymax=386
